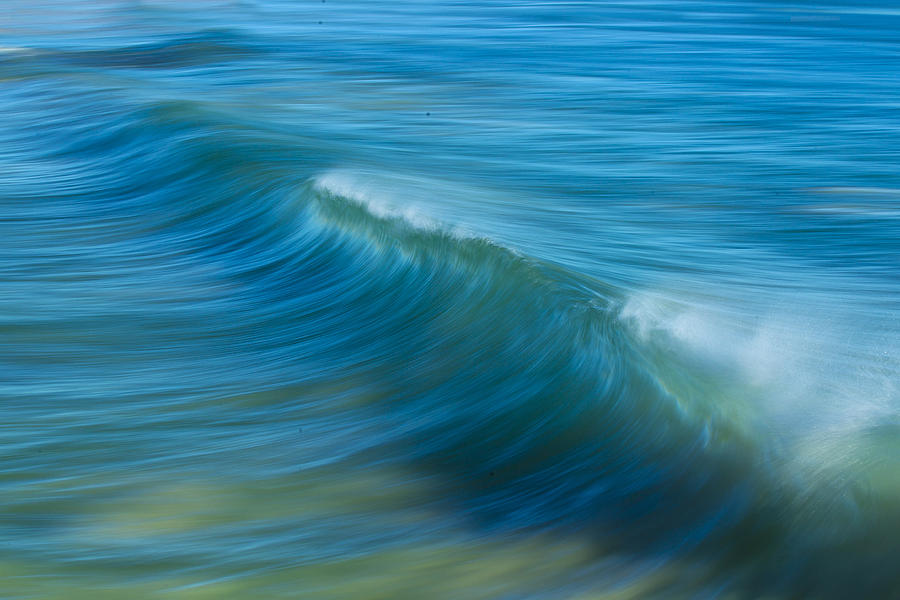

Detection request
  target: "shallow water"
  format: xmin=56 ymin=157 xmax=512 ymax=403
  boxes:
xmin=1 ymin=2 xmax=899 ymax=598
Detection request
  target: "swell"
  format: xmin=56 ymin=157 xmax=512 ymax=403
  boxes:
xmin=272 ymin=171 xmax=900 ymax=599
xmin=8 ymin=99 xmax=900 ymax=598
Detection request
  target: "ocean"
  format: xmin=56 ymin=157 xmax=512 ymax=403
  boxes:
xmin=1 ymin=1 xmax=899 ymax=598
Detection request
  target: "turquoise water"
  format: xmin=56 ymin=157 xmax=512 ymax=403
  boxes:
xmin=2 ymin=2 xmax=899 ymax=598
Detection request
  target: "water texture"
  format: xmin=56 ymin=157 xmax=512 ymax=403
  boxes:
xmin=1 ymin=2 xmax=899 ymax=598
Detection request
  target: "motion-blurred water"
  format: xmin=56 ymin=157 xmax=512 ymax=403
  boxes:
xmin=2 ymin=2 xmax=899 ymax=598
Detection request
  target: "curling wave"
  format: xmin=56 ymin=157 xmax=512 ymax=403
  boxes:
xmin=3 ymin=72 xmax=899 ymax=598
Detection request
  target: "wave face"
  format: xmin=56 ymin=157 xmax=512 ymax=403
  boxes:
xmin=2 ymin=3 xmax=899 ymax=599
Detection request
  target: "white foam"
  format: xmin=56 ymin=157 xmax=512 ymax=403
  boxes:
xmin=311 ymin=169 xmax=484 ymax=240
xmin=619 ymin=290 xmax=899 ymax=446
xmin=313 ymin=170 xmax=439 ymax=231
xmin=620 ymin=292 xmax=797 ymax=386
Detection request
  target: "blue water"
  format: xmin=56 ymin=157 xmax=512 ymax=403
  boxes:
xmin=2 ymin=2 xmax=899 ymax=598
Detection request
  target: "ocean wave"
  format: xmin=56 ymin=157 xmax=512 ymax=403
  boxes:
xmin=3 ymin=90 xmax=899 ymax=598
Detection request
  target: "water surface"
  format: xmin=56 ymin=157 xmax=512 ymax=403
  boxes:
xmin=2 ymin=2 xmax=899 ymax=598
